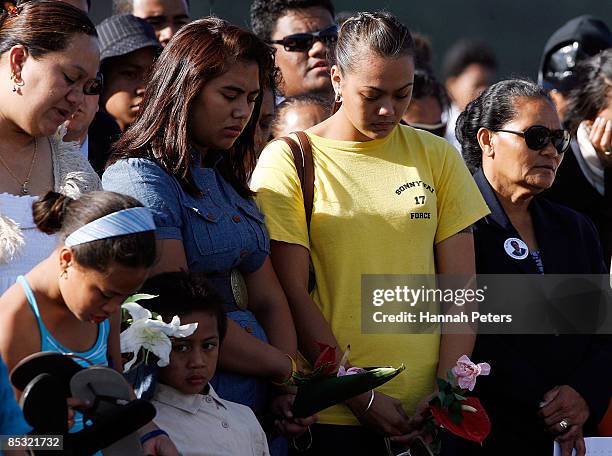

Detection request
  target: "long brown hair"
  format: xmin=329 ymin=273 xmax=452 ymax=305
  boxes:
xmin=109 ymin=17 xmax=276 ymax=198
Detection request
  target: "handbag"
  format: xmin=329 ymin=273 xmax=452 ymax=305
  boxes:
xmin=274 ymin=131 xmax=316 ymax=291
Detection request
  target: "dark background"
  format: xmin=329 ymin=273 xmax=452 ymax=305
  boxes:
xmin=90 ymin=0 xmax=612 ymax=81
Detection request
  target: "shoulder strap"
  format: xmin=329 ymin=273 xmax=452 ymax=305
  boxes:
xmin=275 ymin=132 xmax=315 ymax=230
xmin=17 ymin=275 xmax=42 ymax=319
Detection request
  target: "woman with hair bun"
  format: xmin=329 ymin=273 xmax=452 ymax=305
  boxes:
xmin=0 ymin=1 xmax=102 ymax=295
xmin=252 ymin=11 xmax=489 ymax=453
xmin=0 ymin=190 xmax=180 ymax=455
xmin=455 ymin=78 xmax=611 ymax=456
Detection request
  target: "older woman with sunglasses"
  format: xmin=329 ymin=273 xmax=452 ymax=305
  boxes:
xmin=455 ymin=79 xmax=612 ymax=456
xmin=0 ymin=1 xmax=102 ymax=296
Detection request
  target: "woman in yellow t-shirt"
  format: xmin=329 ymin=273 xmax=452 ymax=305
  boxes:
xmin=251 ymin=11 xmax=489 ymax=454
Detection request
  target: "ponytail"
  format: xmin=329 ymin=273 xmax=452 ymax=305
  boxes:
xmin=32 ymin=191 xmax=73 ymax=235
xmin=32 ymin=191 xmax=156 ymax=272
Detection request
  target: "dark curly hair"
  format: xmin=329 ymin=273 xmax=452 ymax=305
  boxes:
xmin=564 ymin=49 xmax=612 ymax=136
xmin=456 ymin=79 xmax=552 ymax=172
xmin=250 ymin=0 xmax=335 ymax=41
xmin=139 ymin=272 xmax=228 ymax=343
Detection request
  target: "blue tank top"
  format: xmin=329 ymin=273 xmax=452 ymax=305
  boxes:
xmin=17 ymin=275 xmax=109 ymax=444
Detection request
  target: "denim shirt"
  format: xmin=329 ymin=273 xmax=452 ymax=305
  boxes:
xmin=103 ymin=157 xmax=272 ymax=413
xmin=102 ymin=157 xmax=270 ymax=275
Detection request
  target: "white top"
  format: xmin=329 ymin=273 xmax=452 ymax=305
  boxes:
xmin=575 ymin=121 xmax=604 ymax=195
xmin=0 ymin=193 xmax=57 ymax=295
xmin=0 ymin=135 xmax=101 ymax=296
xmin=152 ymin=383 xmax=270 ymax=456
xmin=444 ymin=103 xmax=463 ymax=154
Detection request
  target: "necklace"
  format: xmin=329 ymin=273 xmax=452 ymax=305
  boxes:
xmin=0 ymin=138 xmax=38 ymax=195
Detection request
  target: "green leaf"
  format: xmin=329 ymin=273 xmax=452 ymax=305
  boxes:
xmin=449 ymin=408 xmax=463 ymax=425
xmin=292 ymin=365 xmax=405 ymax=418
xmin=449 ymin=400 xmax=462 ymax=413
xmin=454 ymin=393 xmax=467 ymax=401
xmin=446 ymin=368 xmax=454 ymax=384
xmin=448 ymin=401 xmax=463 ymax=421
xmin=123 ymin=293 xmax=158 ymax=305
xmin=441 ymin=392 xmax=454 ymax=408
xmin=436 ymin=377 xmax=450 ymax=392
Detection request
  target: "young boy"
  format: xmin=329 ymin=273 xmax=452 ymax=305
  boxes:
xmin=141 ymin=272 xmax=271 ymax=456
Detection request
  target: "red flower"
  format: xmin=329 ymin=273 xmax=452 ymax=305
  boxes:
xmin=430 ymin=397 xmax=491 ymax=444
xmin=314 ymin=342 xmax=337 ymax=375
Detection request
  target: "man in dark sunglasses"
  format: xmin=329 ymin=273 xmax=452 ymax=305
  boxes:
xmin=251 ymin=0 xmax=336 ymax=99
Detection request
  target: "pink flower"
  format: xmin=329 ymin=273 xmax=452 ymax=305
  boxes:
xmin=337 ymin=366 xmax=366 ymax=377
xmin=452 ymin=355 xmax=491 ymax=391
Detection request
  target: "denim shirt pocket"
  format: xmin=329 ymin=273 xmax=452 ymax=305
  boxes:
xmin=237 ymin=199 xmax=270 ymax=253
xmin=182 ymin=202 xmax=234 ymax=257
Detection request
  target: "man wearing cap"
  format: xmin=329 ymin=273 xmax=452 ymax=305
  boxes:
xmin=538 ymin=15 xmax=612 ymax=121
xmin=113 ymin=0 xmax=189 ymax=47
xmin=85 ymin=15 xmax=160 ymax=174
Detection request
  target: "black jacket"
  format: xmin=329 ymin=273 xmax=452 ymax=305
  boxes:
xmin=87 ymin=111 xmax=122 ymax=176
xmin=543 ymin=143 xmax=612 ymax=269
xmin=458 ymin=169 xmax=612 ymax=455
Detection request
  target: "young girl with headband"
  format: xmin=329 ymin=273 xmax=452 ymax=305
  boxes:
xmin=0 ymin=191 xmax=179 ymax=455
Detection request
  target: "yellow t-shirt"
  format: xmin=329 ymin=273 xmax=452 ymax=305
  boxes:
xmin=250 ymin=125 xmax=490 ymax=425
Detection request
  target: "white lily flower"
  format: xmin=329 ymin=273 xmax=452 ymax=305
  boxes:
xmin=120 ymin=298 xmax=198 ymax=372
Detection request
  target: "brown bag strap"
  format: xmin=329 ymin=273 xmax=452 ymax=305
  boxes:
xmin=274 ymin=132 xmax=314 ymax=230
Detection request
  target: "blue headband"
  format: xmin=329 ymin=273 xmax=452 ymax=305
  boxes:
xmin=64 ymin=207 xmax=156 ymax=247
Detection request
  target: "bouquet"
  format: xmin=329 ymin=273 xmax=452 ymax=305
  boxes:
xmin=418 ymin=355 xmax=492 ymax=454
xmin=119 ymin=294 xmax=198 ymax=371
xmin=290 ymin=343 xmax=405 ymax=418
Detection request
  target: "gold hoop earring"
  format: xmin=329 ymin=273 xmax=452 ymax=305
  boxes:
xmin=60 ymin=269 xmax=68 ymax=280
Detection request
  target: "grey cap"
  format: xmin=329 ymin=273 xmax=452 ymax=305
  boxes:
xmin=96 ymin=14 xmax=161 ymax=63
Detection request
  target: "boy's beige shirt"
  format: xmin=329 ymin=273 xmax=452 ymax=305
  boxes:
xmin=152 ymin=383 xmax=270 ymax=456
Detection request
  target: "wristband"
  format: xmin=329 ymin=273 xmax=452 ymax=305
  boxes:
xmin=355 ymin=390 xmax=375 ymax=419
xmin=140 ymin=429 xmax=169 ymax=445
xmin=272 ymin=354 xmax=298 ymax=386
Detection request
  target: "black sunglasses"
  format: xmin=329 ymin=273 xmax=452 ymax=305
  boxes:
xmin=493 ymin=125 xmax=571 ymax=154
xmin=268 ymin=24 xmax=338 ymax=52
xmin=83 ymin=72 xmax=103 ymax=96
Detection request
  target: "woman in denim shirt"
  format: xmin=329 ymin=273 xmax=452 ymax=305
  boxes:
xmin=102 ymin=18 xmax=312 ymax=447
